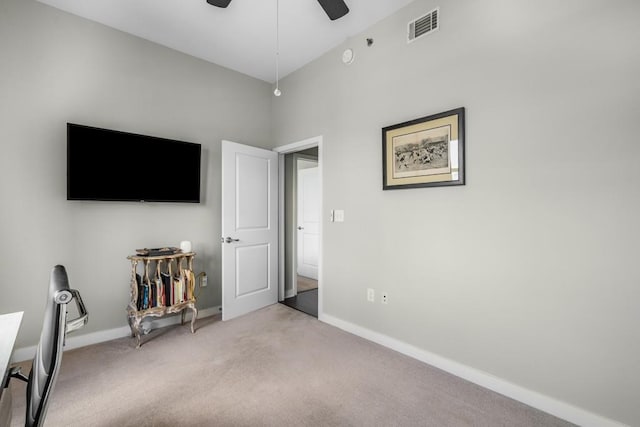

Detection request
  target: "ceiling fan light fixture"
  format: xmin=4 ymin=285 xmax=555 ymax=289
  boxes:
xmin=204 ymin=0 xmax=348 ymax=90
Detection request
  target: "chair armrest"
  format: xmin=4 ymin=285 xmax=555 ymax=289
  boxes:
xmin=10 ymin=367 xmax=28 ymax=383
xmin=65 ymin=289 xmax=88 ymax=334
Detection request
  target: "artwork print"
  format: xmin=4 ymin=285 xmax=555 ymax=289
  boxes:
xmin=392 ymin=125 xmax=451 ymax=179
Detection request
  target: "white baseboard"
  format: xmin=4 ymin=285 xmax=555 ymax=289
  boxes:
xmin=319 ymin=313 xmax=627 ymax=427
xmin=285 ymin=289 xmax=295 ymax=299
xmin=12 ymin=306 xmax=221 ymax=363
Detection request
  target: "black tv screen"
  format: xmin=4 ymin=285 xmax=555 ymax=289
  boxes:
xmin=67 ymin=123 xmax=201 ymax=203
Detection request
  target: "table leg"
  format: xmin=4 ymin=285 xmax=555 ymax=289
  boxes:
xmin=190 ymin=306 xmax=198 ymax=334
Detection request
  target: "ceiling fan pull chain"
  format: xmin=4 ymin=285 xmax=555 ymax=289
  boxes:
xmin=274 ymin=0 xmax=282 ymax=96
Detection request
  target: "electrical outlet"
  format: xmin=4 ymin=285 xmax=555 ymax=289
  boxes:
xmin=367 ymin=288 xmax=375 ymax=302
xmin=200 ymin=273 xmax=208 ymax=287
xmin=381 ymin=292 xmax=388 ymax=304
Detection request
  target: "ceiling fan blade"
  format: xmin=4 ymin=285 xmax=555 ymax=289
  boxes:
xmin=316 ymin=0 xmax=349 ymax=21
xmin=206 ymin=0 xmax=232 ymax=8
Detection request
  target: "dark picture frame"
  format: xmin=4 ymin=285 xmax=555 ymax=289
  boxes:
xmin=382 ymin=107 xmax=465 ymax=190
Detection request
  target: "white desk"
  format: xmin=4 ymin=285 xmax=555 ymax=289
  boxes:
xmin=0 ymin=311 xmax=23 ymax=427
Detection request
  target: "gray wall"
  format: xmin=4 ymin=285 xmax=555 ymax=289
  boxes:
xmin=273 ymin=0 xmax=640 ymax=425
xmin=0 ymin=0 xmax=272 ymax=348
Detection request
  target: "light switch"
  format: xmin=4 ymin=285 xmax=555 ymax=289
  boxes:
xmin=334 ymin=210 xmax=344 ymax=222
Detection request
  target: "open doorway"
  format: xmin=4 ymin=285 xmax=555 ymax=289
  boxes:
xmin=281 ymin=149 xmax=319 ymax=317
xmin=275 ymin=137 xmax=322 ymax=319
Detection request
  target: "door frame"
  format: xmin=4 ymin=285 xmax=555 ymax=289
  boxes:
xmin=273 ymin=136 xmax=323 ymax=317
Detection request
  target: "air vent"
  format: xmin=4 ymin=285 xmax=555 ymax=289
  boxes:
xmin=407 ymin=7 xmax=439 ymax=43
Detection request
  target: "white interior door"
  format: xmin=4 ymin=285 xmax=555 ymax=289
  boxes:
xmin=296 ymin=160 xmax=319 ymax=280
xmin=221 ymin=140 xmax=278 ymax=321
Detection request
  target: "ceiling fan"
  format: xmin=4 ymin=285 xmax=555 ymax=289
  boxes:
xmin=206 ymin=0 xmax=349 ymax=21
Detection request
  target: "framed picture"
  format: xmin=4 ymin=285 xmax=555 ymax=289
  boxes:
xmin=382 ymin=107 xmax=465 ymax=190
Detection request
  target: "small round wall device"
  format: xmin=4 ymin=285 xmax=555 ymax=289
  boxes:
xmin=342 ymin=48 xmax=354 ymax=65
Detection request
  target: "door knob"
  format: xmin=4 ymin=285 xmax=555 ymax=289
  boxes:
xmin=297 ymin=226 xmax=304 ymax=230
xmin=223 ymin=237 xmax=240 ymax=243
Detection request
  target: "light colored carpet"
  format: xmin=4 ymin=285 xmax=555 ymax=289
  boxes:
xmin=10 ymin=304 xmax=574 ymax=427
xmin=297 ymin=275 xmax=318 ymax=293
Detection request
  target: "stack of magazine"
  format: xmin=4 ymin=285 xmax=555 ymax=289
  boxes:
xmin=135 ymin=247 xmax=180 ymax=257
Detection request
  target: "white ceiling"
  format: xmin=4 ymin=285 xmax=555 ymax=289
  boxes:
xmin=36 ymin=0 xmax=415 ymax=83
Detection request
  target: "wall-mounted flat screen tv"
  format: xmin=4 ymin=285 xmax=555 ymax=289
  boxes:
xmin=67 ymin=123 xmax=201 ymax=203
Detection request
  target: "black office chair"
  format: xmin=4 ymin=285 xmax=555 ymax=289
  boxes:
xmin=8 ymin=265 xmax=88 ymax=427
